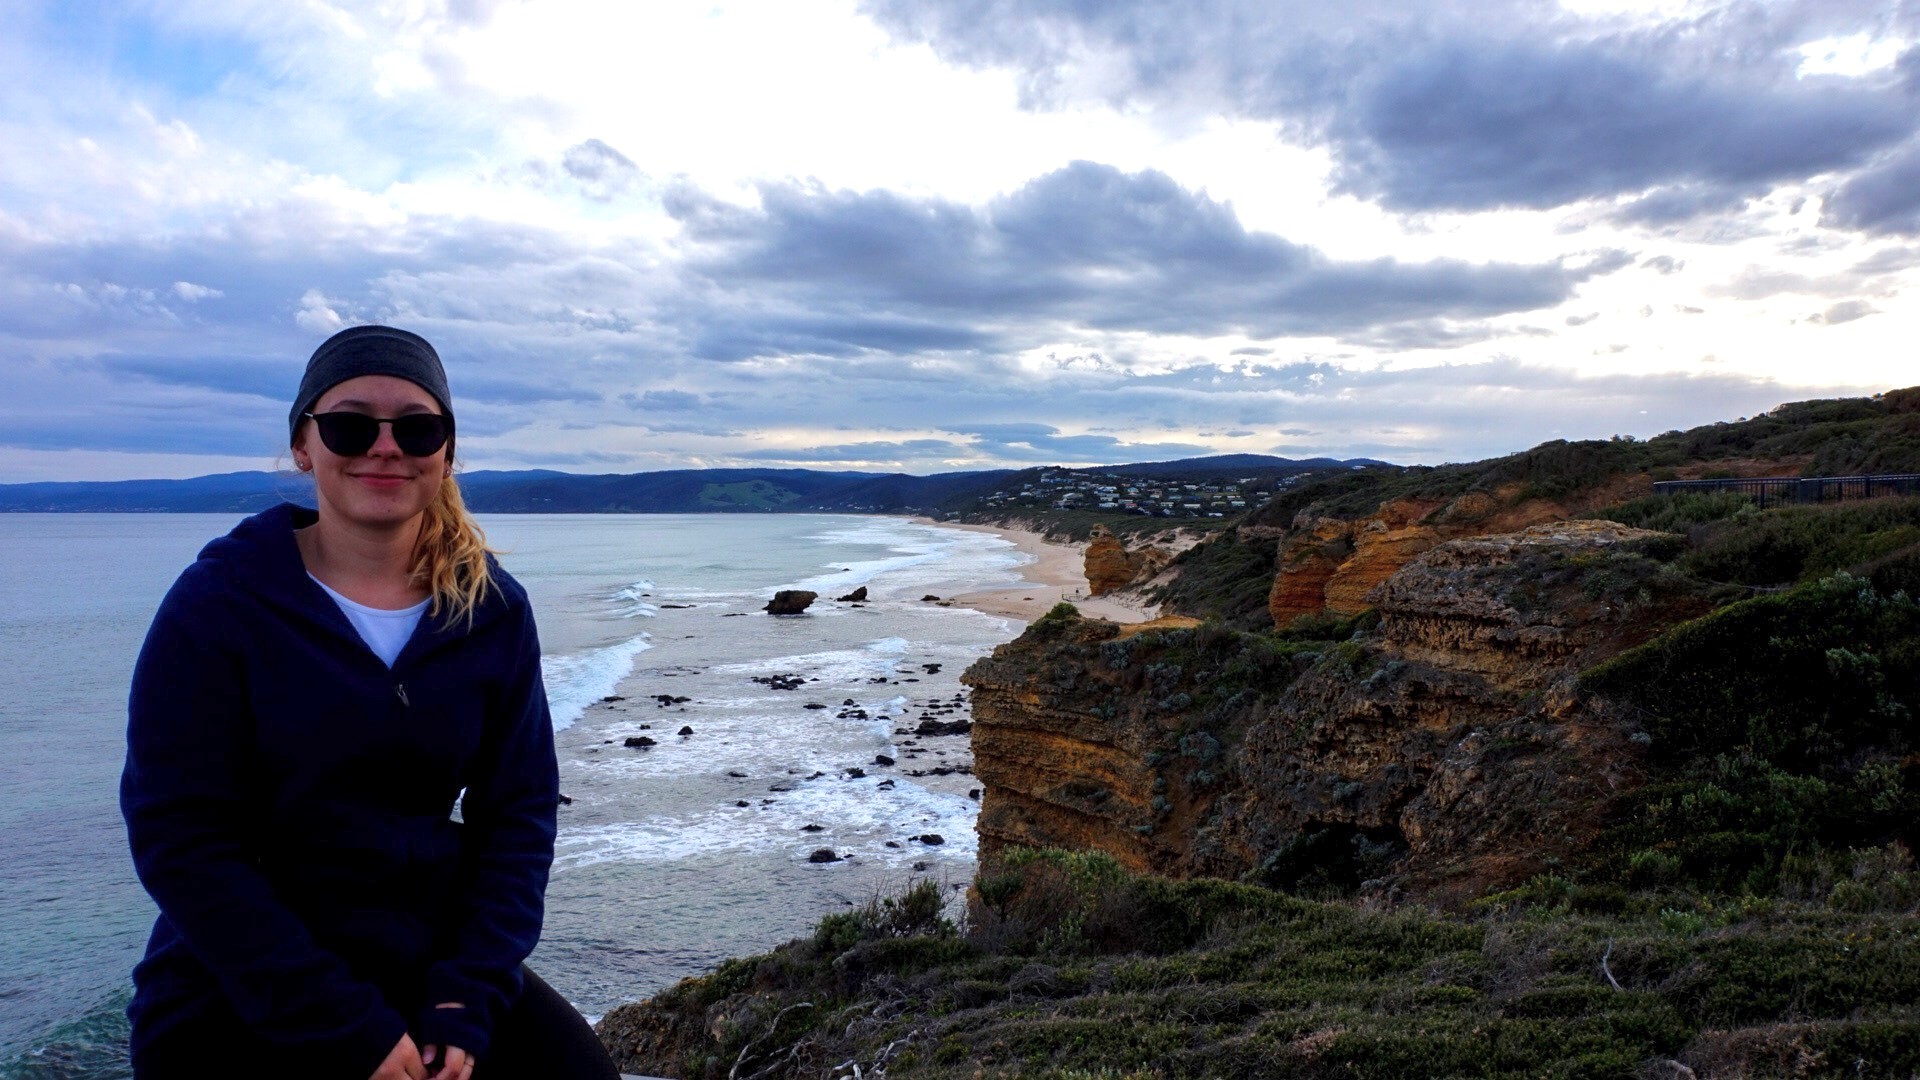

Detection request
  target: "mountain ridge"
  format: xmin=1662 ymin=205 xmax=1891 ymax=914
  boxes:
xmin=0 ymin=454 xmax=1378 ymax=514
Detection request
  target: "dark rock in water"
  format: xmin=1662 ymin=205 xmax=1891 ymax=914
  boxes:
xmin=735 ymin=800 xmax=749 ymax=807
xmin=623 ymin=736 xmax=657 ymax=748
xmin=769 ymin=780 xmax=798 ymax=792
xmin=601 ymin=695 xmax=625 ymax=703
xmin=915 ymin=833 xmax=946 ymax=845
xmin=660 ymin=603 xmax=694 ymax=608
xmin=969 ymin=788 xmax=981 ymax=800
xmin=804 ymin=702 xmax=828 ymax=710
xmin=677 ymin=725 xmax=695 ymax=736
xmin=845 ymin=767 xmax=866 ymax=779
xmin=558 ymin=793 xmax=573 ymax=806
xmin=913 ymin=861 xmax=929 ymax=871
xmin=868 ymin=676 xmax=890 ymax=683
xmin=874 ymin=754 xmax=895 ymax=767
xmin=921 ymin=595 xmax=940 ymax=602
xmin=921 ymin=664 xmax=942 ymax=673
xmin=842 ymin=698 xmax=856 ymax=705
xmin=807 ymin=771 xmax=824 ymax=780
xmin=722 ymin=612 xmax=748 ymax=617
xmin=800 ymin=823 xmax=825 ymax=832
xmin=728 ymin=770 xmax=749 ymax=778
xmin=877 ymin=779 xmax=896 ymax=790
xmin=752 ymin=674 xmax=807 ymax=691
xmin=914 ymin=718 xmax=973 ymax=737
xmin=653 ymin=694 xmax=691 ymax=706
xmin=836 ymin=586 xmax=868 ymax=602
xmin=764 ymin=590 xmax=818 ymax=615
xmin=808 ymin=848 xmax=842 ymax=863
xmin=885 ymin=840 xmax=902 ymax=848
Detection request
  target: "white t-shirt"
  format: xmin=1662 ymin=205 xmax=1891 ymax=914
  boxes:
xmin=309 ymin=574 xmax=429 ymax=668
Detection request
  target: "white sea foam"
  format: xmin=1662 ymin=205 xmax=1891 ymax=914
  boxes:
xmin=610 ymin=580 xmax=659 ymax=618
xmin=543 ymin=634 xmax=655 ymax=730
xmin=551 ymin=777 xmax=978 ymax=870
xmin=786 ymin=518 xmax=1029 ymax=599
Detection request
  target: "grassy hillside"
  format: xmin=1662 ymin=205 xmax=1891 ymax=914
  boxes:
xmin=1154 ymin=387 xmax=1920 ymax=630
xmin=605 ymin=852 xmax=1920 ymax=1078
xmin=1243 ymin=385 xmax=1920 ymax=529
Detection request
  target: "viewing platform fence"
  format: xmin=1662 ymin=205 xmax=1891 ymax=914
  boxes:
xmin=1651 ymin=474 xmax=1920 ymax=509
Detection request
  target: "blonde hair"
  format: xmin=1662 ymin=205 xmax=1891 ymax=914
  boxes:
xmin=411 ymin=471 xmax=497 ymax=627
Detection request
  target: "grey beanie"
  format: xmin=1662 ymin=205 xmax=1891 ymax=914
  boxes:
xmin=289 ymin=324 xmax=454 ymax=443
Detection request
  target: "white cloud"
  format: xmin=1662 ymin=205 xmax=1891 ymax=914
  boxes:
xmin=0 ymin=0 xmax=1915 ymax=481
xmin=294 ymin=289 xmax=346 ymax=333
xmin=172 ymin=281 xmax=223 ymax=301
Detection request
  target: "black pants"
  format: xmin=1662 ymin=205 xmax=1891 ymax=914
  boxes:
xmin=133 ymin=966 xmax=621 ymax=1080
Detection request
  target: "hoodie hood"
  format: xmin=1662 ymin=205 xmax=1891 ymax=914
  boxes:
xmin=197 ymin=502 xmax=518 ymax=652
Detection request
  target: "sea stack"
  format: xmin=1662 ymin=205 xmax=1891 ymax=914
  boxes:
xmin=764 ymin=590 xmax=818 ymax=615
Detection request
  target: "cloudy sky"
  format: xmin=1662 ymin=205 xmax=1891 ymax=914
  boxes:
xmin=4 ymin=0 xmax=1917 ymax=481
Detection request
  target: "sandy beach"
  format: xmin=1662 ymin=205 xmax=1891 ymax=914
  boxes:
xmin=914 ymin=518 xmax=1155 ymax=625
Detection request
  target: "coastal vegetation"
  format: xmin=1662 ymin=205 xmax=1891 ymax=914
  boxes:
xmin=602 ymin=386 xmax=1920 ymax=1077
xmin=602 ymin=850 xmax=1920 ymax=1078
xmin=608 ymin=567 xmax=1920 ymax=1076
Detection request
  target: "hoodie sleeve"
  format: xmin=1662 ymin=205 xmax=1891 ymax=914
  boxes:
xmin=417 ymin=599 xmax=559 ymax=1059
xmin=121 ymin=566 xmax=408 ymax=1075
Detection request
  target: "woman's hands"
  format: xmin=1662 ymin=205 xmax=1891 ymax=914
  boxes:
xmin=422 ymin=1001 xmax=475 ymax=1080
xmin=422 ymin=1041 xmax=474 ymax=1080
xmin=365 ymin=1011 xmax=475 ymax=1080
xmin=369 ymin=1034 xmax=427 ymax=1080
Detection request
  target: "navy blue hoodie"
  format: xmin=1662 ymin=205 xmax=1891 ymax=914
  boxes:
xmin=121 ymin=503 xmax=558 ymax=1074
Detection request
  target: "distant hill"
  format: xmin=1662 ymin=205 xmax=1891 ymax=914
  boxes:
xmin=0 ymin=456 xmax=1362 ymax=514
xmin=1085 ymin=453 xmax=1385 ymax=479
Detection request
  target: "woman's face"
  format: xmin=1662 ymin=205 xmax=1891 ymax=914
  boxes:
xmin=292 ymin=374 xmax=449 ymax=532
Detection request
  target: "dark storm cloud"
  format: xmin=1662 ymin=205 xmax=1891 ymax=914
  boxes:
xmin=1329 ymin=39 xmax=1904 ymax=213
xmin=97 ymin=356 xmax=292 ymax=400
xmin=623 ymin=389 xmax=705 ymax=411
xmin=1811 ymin=299 xmax=1877 ymax=324
xmin=736 ymin=439 xmax=964 ymax=462
xmin=672 ymin=162 xmax=1611 ymax=346
xmin=939 ymin=422 xmax=1213 ymax=461
xmin=561 ymin=138 xmax=642 ymax=202
xmin=1822 ymin=140 xmax=1920 ymax=235
xmin=861 ymin=0 xmax=1919 ymax=219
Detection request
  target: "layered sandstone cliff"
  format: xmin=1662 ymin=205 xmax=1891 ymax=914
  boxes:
xmin=1266 ymin=491 xmax=1596 ymax=628
xmin=965 ymin=521 xmax=1710 ymax=902
xmin=1261 ymin=459 xmax=1806 ymax=630
xmin=1083 ymin=524 xmax=1176 ymax=596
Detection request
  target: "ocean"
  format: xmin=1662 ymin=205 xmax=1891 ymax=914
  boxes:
xmin=0 ymin=512 xmax=1031 ymax=1077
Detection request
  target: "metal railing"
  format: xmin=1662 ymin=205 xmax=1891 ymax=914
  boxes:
xmin=1651 ymin=473 xmax=1920 ymax=508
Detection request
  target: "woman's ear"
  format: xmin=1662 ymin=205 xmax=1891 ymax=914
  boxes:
xmin=290 ymin=426 xmax=313 ymax=472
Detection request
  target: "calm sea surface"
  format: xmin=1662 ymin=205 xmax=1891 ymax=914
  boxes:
xmin=0 ymin=512 xmax=1029 ymax=1077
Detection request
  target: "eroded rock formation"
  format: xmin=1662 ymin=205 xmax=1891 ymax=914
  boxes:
xmin=965 ymin=521 xmax=1710 ymax=902
xmin=1083 ymin=525 xmax=1174 ymax=597
xmin=1268 ymin=495 xmax=1550 ymax=628
xmin=764 ymin=590 xmax=817 ymax=615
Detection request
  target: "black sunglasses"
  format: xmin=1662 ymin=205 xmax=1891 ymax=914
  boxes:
xmin=303 ymin=411 xmax=452 ymax=457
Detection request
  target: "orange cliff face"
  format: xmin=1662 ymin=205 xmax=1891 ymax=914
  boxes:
xmin=1266 ymin=482 xmax=1667 ymax=629
xmin=965 ymin=522 xmax=1712 ymax=904
xmin=1083 ymin=525 xmax=1173 ymax=597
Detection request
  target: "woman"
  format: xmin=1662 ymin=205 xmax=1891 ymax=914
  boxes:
xmin=122 ymin=325 xmax=620 ymax=1080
